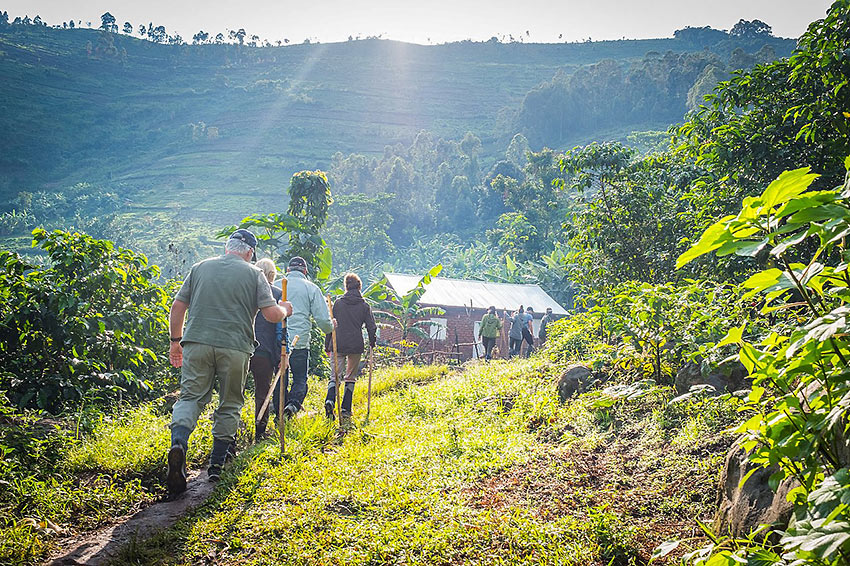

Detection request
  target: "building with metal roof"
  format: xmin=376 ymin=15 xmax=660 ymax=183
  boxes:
xmin=384 ymin=273 xmax=568 ymax=315
xmin=383 ymin=273 xmax=567 ymax=361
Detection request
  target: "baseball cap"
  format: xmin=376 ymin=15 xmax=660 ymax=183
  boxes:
xmin=288 ymin=256 xmax=308 ymax=273
xmin=228 ymin=229 xmax=258 ymax=262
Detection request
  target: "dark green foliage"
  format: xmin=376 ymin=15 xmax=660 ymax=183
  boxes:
xmin=558 ymin=143 xmax=700 ymax=286
xmin=518 ymin=45 xmax=786 ymax=148
xmin=0 ymin=229 xmax=172 ymax=412
xmin=674 ymin=0 xmax=850 ymax=231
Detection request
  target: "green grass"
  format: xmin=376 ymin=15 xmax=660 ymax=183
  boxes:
xmin=122 ymin=360 xmax=736 ymax=565
xmin=1 ymin=359 xmax=740 ymax=565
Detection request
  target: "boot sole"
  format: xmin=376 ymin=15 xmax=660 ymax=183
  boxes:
xmin=167 ymin=445 xmax=187 ymax=496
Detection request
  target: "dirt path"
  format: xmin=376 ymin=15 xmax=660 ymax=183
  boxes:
xmin=47 ymin=470 xmax=214 ymax=566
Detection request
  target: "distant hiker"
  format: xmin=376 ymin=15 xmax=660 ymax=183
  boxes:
xmin=522 ymin=307 xmax=535 ymax=357
xmin=250 ymin=258 xmax=284 ymax=442
xmin=324 ymin=273 xmax=377 ymax=423
xmin=166 ymin=229 xmax=292 ymax=496
xmin=273 ymin=256 xmax=334 ymax=419
xmin=478 ymin=305 xmax=502 ymax=361
xmin=508 ymin=306 xmax=525 ymax=358
xmin=539 ymin=307 xmax=554 ymax=346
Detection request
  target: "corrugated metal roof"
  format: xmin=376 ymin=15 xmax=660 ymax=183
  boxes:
xmin=384 ymin=273 xmax=568 ymax=315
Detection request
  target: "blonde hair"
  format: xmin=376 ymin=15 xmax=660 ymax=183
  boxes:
xmin=256 ymin=258 xmax=277 ymax=284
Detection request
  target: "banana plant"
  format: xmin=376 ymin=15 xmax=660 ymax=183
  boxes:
xmin=365 ymin=264 xmax=445 ymax=342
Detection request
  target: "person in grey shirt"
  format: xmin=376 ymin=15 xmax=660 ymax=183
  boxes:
xmin=509 ymin=306 xmax=525 ymax=358
xmin=274 ymin=256 xmax=334 ymax=418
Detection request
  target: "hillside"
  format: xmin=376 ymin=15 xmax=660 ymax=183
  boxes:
xmin=0 ymin=25 xmax=795 ymax=228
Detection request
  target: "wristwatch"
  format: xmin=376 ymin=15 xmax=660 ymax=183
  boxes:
xmin=170 ymin=336 xmax=182 ymax=343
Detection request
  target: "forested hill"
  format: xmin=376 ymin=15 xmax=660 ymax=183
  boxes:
xmin=0 ymin=22 xmax=794 ymax=213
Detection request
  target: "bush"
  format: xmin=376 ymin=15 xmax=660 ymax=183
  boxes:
xmin=0 ymin=229 xmax=174 ymax=413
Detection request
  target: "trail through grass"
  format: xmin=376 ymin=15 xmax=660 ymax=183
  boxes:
xmin=117 ymin=359 xmax=737 ymax=565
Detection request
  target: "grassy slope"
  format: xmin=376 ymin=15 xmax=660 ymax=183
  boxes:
xmin=6 ymin=359 xmax=739 ymax=566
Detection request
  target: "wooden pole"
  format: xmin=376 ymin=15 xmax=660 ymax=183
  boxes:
xmin=326 ymin=295 xmax=340 ymax=425
xmin=257 ymin=335 xmax=298 ymax=424
xmin=279 ymin=279 xmax=288 ymax=455
xmin=365 ymin=347 xmax=374 ymax=423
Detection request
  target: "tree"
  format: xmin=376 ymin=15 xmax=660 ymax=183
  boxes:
xmin=729 ymin=18 xmax=772 ymax=38
xmin=192 ymin=30 xmax=209 ymax=44
xmin=215 ymin=32 xmax=224 ymax=44
xmin=674 ymin=0 xmax=850 ymax=232
xmin=137 ymin=24 xmax=145 ymax=36
xmin=100 ymin=12 xmax=117 ymax=33
xmin=149 ymin=25 xmax=167 ymax=43
xmin=122 ymin=21 xmax=132 ymax=34
xmin=558 ymin=142 xmax=700 ymax=285
xmin=324 ymin=194 xmax=395 ymax=268
xmin=0 ymin=229 xmax=170 ymax=412
xmin=286 ymin=170 xmax=333 ymax=274
xmin=235 ymin=28 xmax=246 ymax=45
xmin=506 ymin=133 xmax=530 ymax=168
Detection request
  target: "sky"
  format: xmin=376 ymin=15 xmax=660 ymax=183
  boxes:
xmin=3 ymin=0 xmax=834 ymax=45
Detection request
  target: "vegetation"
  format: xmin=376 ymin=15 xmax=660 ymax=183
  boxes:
xmin=0 ymin=228 xmax=173 ymax=412
xmin=1 ymin=1 xmax=849 ymax=565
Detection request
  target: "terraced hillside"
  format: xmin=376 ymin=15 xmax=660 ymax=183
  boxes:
xmin=0 ymin=25 xmax=794 ymax=227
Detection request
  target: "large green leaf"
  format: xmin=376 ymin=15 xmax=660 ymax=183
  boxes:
xmin=675 ymin=216 xmax=735 ymax=269
xmin=760 ymin=167 xmax=818 ymax=210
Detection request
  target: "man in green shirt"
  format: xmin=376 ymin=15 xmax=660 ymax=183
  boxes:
xmin=166 ymin=229 xmax=292 ymax=497
xmin=478 ymin=306 xmax=503 ymax=361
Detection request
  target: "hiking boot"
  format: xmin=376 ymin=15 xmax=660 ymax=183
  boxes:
xmin=325 ymin=400 xmax=335 ymax=420
xmin=166 ymin=444 xmax=187 ymax=497
xmin=208 ymin=464 xmax=222 ymax=482
xmin=225 ymin=442 xmax=237 ymax=463
xmin=282 ymin=404 xmax=297 ymax=420
xmin=207 ymin=438 xmax=230 ymax=483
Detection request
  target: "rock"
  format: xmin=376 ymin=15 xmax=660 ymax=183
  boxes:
xmin=675 ymin=360 xmax=750 ymax=396
xmin=556 ymin=365 xmax=591 ymax=402
xmin=713 ymin=442 xmax=797 ymax=538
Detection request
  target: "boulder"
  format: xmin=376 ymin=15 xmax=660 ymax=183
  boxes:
xmin=675 ymin=360 xmax=749 ymax=396
xmin=713 ymin=442 xmax=797 ymax=538
xmin=556 ymin=365 xmax=591 ymax=402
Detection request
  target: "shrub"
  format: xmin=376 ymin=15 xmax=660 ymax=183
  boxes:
xmin=0 ymin=229 xmax=174 ymax=413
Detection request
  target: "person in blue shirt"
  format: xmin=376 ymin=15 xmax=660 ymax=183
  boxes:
xmin=251 ymin=258 xmax=284 ymax=441
xmin=522 ymin=307 xmax=535 ymax=357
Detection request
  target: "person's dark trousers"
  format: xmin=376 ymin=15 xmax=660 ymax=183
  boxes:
xmin=250 ymin=353 xmax=274 ymax=439
xmin=274 ymin=348 xmax=309 ymax=413
xmin=509 ymin=338 xmax=522 ymax=358
xmin=522 ymin=328 xmax=534 ymax=358
xmin=482 ymin=337 xmax=496 ymax=360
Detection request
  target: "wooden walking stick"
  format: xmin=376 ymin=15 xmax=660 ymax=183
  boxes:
xmin=257 ymin=335 xmax=299 ymax=425
xmin=325 ymin=295 xmax=341 ymax=425
xmin=365 ymin=346 xmax=374 ymax=423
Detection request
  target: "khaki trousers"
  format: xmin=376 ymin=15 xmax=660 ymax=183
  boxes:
xmin=171 ymin=342 xmax=250 ymax=443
